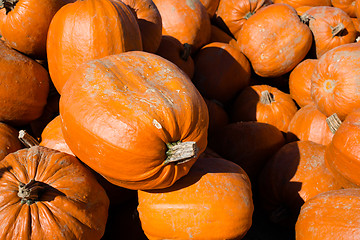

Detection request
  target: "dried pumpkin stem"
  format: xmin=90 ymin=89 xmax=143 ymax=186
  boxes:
xmin=180 ymin=43 xmax=191 ymax=61
xmin=331 ymin=23 xmax=345 ymax=37
xmin=260 ymin=90 xmax=275 ymax=104
xmin=18 ymin=130 xmax=40 ymax=147
xmin=0 ymin=0 xmax=18 ymax=14
xmin=18 ymin=179 xmax=46 ymax=205
xmin=300 ymin=13 xmax=315 ymax=24
xmin=326 ymin=113 xmax=342 ymax=134
xmin=244 ymin=11 xmax=254 ymax=20
xmin=164 ymin=141 xmax=198 ymax=165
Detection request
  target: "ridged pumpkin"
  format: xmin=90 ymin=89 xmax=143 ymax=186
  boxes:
xmin=46 ymin=0 xmax=143 ymax=94
xmin=0 ymin=40 xmax=49 ymax=126
xmin=0 ymin=146 xmax=109 ymax=239
xmin=138 ymin=157 xmax=254 ymax=240
xmin=60 ymin=51 xmax=209 ymax=190
xmin=230 ymin=85 xmax=298 ymax=132
xmin=237 ymin=3 xmax=313 ymax=77
xmin=258 ymin=140 xmax=342 ymax=226
xmin=331 ymin=0 xmax=357 ymax=17
xmin=296 ymin=188 xmax=360 ymax=239
xmin=311 ymin=42 xmax=360 ymax=120
xmin=302 ymin=6 xmax=357 ymax=58
xmin=0 ymin=0 xmax=74 ymax=59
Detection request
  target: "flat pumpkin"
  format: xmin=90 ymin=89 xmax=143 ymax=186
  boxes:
xmin=59 ymin=51 xmax=209 ymax=190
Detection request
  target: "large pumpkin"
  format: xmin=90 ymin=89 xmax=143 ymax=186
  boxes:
xmin=237 ymin=3 xmax=313 ymax=77
xmin=46 ymin=0 xmax=143 ymax=94
xmin=0 ymin=122 xmax=23 ymax=159
xmin=59 ymin=51 xmax=209 ymax=190
xmin=0 ymin=40 xmax=49 ymax=126
xmin=138 ymin=157 xmax=254 ymax=240
xmin=0 ymin=0 xmax=74 ymax=59
xmin=0 ymin=146 xmax=109 ymax=239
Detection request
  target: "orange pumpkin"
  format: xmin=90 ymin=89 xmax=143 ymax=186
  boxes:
xmin=152 ymin=0 xmax=211 ymax=53
xmin=331 ymin=0 xmax=357 ymax=17
xmin=272 ymin=0 xmax=331 ymax=9
xmin=289 ymin=59 xmax=318 ymax=107
xmin=209 ymin=24 xmax=238 ymax=47
xmin=311 ymin=42 xmax=360 ymax=120
xmin=47 ymin=0 xmax=142 ymax=94
xmin=287 ymin=104 xmax=337 ymax=145
xmin=302 ymin=6 xmax=357 ymax=58
xmin=0 ymin=0 xmax=74 ymax=59
xmin=138 ymin=157 xmax=254 ymax=240
xmin=204 ymin=98 xmax=229 ymax=137
xmin=296 ymin=188 xmax=360 ymax=239
xmin=60 ymin=51 xmax=209 ymax=190
xmin=0 ymin=40 xmax=49 ymax=126
xmin=258 ymin=140 xmax=342 ymax=226
xmin=192 ymin=42 xmax=251 ymax=104
xmin=0 ymin=122 xmax=23 ymax=159
xmin=0 ymin=146 xmax=109 ymax=239
xmin=237 ymin=3 xmax=313 ymax=77
xmin=120 ymin=0 xmax=163 ymax=53
xmin=230 ymin=85 xmax=298 ymax=132
xmin=200 ymin=0 xmax=220 ymax=18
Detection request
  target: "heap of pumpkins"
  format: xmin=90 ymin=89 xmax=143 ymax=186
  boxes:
xmin=0 ymin=0 xmax=360 ymax=238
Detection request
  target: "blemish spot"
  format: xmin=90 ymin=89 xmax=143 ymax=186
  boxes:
xmin=153 ymin=119 xmax=162 ymax=129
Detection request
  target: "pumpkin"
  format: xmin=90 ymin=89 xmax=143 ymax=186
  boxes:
xmin=152 ymin=0 xmax=211 ymax=53
xmin=230 ymin=85 xmax=298 ymax=132
xmin=0 ymin=146 xmax=109 ymax=239
xmin=46 ymin=0 xmax=142 ymax=94
xmin=356 ymin=0 xmax=360 ymax=18
xmin=0 ymin=122 xmax=23 ymax=159
xmin=289 ymin=58 xmax=318 ymax=107
xmin=331 ymin=0 xmax=357 ymax=17
xmin=302 ymin=6 xmax=357 ymax=58
xmin=0 ymin=0 xmax=74 ymax=59
xmin=311 ymin=42 xmax=360 ymax=120
xmin=137 ymin=157 xmax=254 ymax=240
xmin=351 ymin=17 xmax=360 ymax=32
xmin=295 ymin=188 xmax=360 ymax=239
xmin=60 ymin=51 xmax=209 ymax=190
xmin=119 ymin=0 xmax=162 ymax=53
xmin=209 ymin=24 xmax=237 ymax=47
xmin=0 ymin=40 xmax=49 ymax=126
xmin=272 ymin=0 xmax=331 ymax=9
xmin=295 ymin=5 xmax=313 ymax=15
xmin=199 ymin=0 xmax=220 ymax=18
xmin=155 ymin=35 xmax=195 ymax=79
xmin=287 ymin=104 xmax=338 ymax=145
xmin=192 ymin=42 xmax=251 ymax=104
xmin=237 ymin=3 xmax=313 ymax=78
xmin=214 ymin=0 xmax=270 ymax=39
xmin=258 ymin=140 xmax=342 ymax=226
xmin=204 ymin=98 xmax=229 ymax=137
xmin=209 ymin=121 xmax=286 ymax=183
xmin=325 ymin=108 xmax=360 ymax=188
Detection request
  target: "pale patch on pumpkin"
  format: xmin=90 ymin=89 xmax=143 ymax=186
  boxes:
xmin=153 ymin=119 xmax=162 ymax=129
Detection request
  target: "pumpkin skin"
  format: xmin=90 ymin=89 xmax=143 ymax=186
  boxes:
xmin=237 ymin=3 xmax=313 ymax=77
xmin=215 ymin=0 xmax=270 ymax=39
xmin=273 ymin=0 xmax=331 ymax=9
xmin=155 ymin=35 xmax=195 ymax=79
xmin=0 ymin=122 xmax=23 ymax=159
xmin=311 ymin=42 xmax=360 ymax=120
xmin=230 ymin=85 xmax=298 ymax=132
xmin=60 ymin=51 xmax=209 ymax=190
xmin=0 ymin=40 xmax=49 ymax=126
xmin=0 ymin=0 xmax=74 ymax=59
xmin=0 ymin=146 xmax=109 ymax=239
xmin=325 ymin=109 xmax=360 ymax=188
xmin=209 ymin=24 xmax=237 ymax=47
xmin=204 ymin=98 xmax=229 ymax=137
xmin=192 ymin=42 xmax=251 ymax=104
xmin=289 ymin=58 xmax=318 ymax=108
xmin=200 ymin=0 xmax=220 ymax=18
xmin=258 ymin=141 xmax=342 ymax=227
xmin=119 ymin=0 xmax=162 ymax=53
xmin=46 ymin=0 xmax=142 ymax=94
xmin=138 ymin=157 xmax=254 ymax=240
xmin=209 ymin=121 xmax=286 ymax=183
xmin=287 ymin=104 xmax=335 ymax=145
xmin=331 ymin=0 xmax=357 ymax=17
xmin=152 ymin=0 xmax=211 ymax=53
xmin=302 ymin=6 xmax=357 ymax=58
xmin=295 ymin=188 xmax=360 ymax=239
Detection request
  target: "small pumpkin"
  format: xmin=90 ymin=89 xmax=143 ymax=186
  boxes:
xmin=0 ymin=146 xmax=109 ymax=239
xmin=138 ymin=157 xmax=254 ymax=240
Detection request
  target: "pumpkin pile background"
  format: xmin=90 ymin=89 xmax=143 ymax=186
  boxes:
xmin=1 ymin=0 xmax=360 ymax=238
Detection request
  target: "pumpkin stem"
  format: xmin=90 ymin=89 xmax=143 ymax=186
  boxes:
xmin=164 ymin=141 xmax=198 ymax=165
xmin=331 ymin=23 xmax=345 ymax=37
xmin=18 ymin=130 xmax=40 ymax=148
xmin=0 ymin=0 xmax=19 ymax=14
xmin=300 ymin=13 xmax=315 ymax=24
xmin=244 ymin=11 xmax=254 ymax=20
xmin=260 ymin=90 xmax=275 ymax=104
xmin=18 ymin=179 xmax=46 ymax=205
xmin=180 ymin=43 xmax=191 ymax=61
xmin=326 ymin=113 xmax=342 ymax=134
